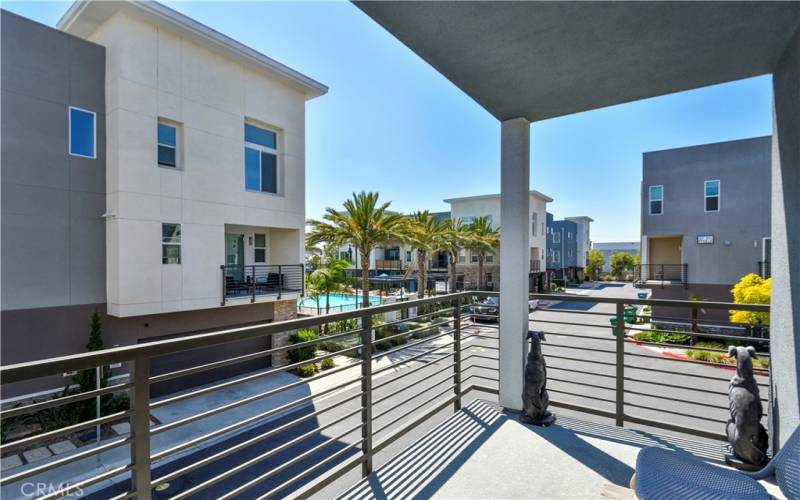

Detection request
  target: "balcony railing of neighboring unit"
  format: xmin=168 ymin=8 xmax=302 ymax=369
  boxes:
xmin=530 ymin=259 xmax=542 ymax=272
xmin=634 ymin=263 xmax=688 ymax=289
xmin=0 ymin=292 xmax=769 ymax=499
xmin=220 ymin=264 xmax=304 ymax=305
xmin=375 ymin=259 xmax=402 ymax=270
xmin=758 ymin=261 xmax=771 ymax=279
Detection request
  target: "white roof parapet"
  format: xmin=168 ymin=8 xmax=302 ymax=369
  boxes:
xmin=444 ymin=190 xmax=553 ymax=204
xmin=57 ymin=0 xmax=328 ymax=99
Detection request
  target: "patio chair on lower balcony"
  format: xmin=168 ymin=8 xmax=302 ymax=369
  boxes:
xmin=632 ymin=425 xmax=799 ymax=500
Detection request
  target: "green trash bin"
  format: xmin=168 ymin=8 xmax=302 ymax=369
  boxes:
xmin=624 ymin=306 xmax=637 ymax=324
xmin=637 ymin=292 xmax=648 ymax=299
xmin=609 ymin=316 xmax=618 ymax=335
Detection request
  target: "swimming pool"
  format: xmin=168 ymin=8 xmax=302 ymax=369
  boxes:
xmin=297 ymin=293 xmax=381 ymax=311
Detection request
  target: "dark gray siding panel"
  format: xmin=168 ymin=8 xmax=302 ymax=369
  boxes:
xmin=1 ymin=10 xmax=106 ymax=311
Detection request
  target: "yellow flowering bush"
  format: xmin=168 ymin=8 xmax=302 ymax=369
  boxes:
xmin=729 ymin=273 xmax=771 ymax=325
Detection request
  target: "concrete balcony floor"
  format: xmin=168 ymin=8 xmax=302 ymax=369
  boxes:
xmin=338 ymin=399 xmax=783 ymax=500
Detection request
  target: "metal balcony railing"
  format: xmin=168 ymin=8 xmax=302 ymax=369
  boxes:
xmin=758 ymin=260 xmax=771 ymax=279
xmin=634 ymin=263 xmax=688 ymax=288
xmin=530 ymin=259 xmax=541 ymax=272
xmin=0 ymin=292 xmax=770 ymax=498
xmin=220 ymin=264 xmax=304 ymax=305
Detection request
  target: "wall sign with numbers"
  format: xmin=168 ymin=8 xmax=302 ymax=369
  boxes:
xmin=697 ymin=235 xmax=714 ymax=245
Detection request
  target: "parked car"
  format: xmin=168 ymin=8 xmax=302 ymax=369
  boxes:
xmin=471 ymin=296 xmax=499 ymax=322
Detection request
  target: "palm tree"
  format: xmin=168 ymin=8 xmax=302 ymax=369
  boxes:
xmin=467 ymin=216 xmax=500 ymax=290
xmin=440 ymin=218 xmax=470 ymax=293
xmin=308 ymin=258 xmax=350 ymax=331
xmin=401 ymin=211 xmax=447 ymax=298
xmin=307 ymin=192 xmax=404 ymax=308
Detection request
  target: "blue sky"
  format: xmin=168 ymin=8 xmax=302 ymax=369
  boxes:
xmin=5 ymin=1 xmax=773 ymax=242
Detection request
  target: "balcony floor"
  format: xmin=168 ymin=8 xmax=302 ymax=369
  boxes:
xmin=338 ymin=399 xmax=782 ymax=500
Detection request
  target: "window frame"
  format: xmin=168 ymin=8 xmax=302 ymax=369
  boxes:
xmin=649 ymin=185 xmax=664 ymax=215
xmin=553 ymin=250 xmax=561 ymax=262
xmin=244 ymin=121 xmax=280 ymax=196
xmin=161 ymin=223 xmax=181 ymax=265
xmin=553 ymin=232 xmax=561 ymax=244
xmin=531 ymin=212 xmax=538 ymax=236
xmin=68 ymin=106 xmax=96 ymax=159
xmin=254 ymin=233 xmax=267 ymax=263
xmin=704 ymin=180 xmax=720 ymax=213
xmin=486 ymin=253 xmax=494 ymax=263
xmin=157 ymin=119 xmax=180 ymax=169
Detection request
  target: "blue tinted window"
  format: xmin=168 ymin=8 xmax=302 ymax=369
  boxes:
xmin=69 ymin=108 xmax=95 ymax=157
xmin=158 ymin=123 xmax=176 ymax=146
xmin=245 ymin=124 xmax=276 ymax=149
xmin=649 ymin=185 xmax=663 ymax=201
xmin=245 ymin=147 xmax=260 ymax=191
xmin=705 ymin=180 xmax=719 ymax=196
xmin=260 ymin=152 xmax=277 ymax=193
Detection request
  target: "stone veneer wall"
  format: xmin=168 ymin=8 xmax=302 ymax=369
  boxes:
xmin=272 ymin=298 xmax=299 ymax=366
xmin=457 ymin=265 xmax=501 ymax=290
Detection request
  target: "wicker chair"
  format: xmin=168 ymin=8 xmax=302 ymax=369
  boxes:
xmin=633 ymin=425 xmax=799 ymax=500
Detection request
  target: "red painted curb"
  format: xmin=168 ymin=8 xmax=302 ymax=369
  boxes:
xmin=625 ymin=338 xmax=769 ymax=376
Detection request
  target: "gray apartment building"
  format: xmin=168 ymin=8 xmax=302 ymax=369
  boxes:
xmin=0 ymin=7 xmax=325 ymax=397
xmin=593 ymin=242 xmax=640 ymax=273
xmin=639 ymin=136 xmax=771 ymax=306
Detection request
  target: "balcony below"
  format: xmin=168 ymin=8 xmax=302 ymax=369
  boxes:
xmin=220 ymin=264 xmax=304 ymax=305
xmin=634 ymin=263 xmax=688 ymax=288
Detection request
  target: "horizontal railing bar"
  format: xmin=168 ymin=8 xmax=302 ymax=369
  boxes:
xmin=0 ymin=292 xmax=475 ymax=383
xmin=152 ymin=374 xmax=363 ymax=435
xmin=548 ymin=377 xmax=614 ymax=392
xmin=291 ymin=450 xmax=368 ymax=500
xmin=1 ymin=382 xmax=133 ymax=419
xmin=462 ymin=353 xmax=499 ymax=362
xmin=150 ymin=328 xmax=362 ymax=384
xmin=373 ymin=384 xmax=457 ymax=436
xmin=625 ymin=401 xmax=727 ymax=424
xmin=0 ymin=437 xmax=131 ymax=486
xmin=530 ymin=330 xmax=616 ymax=342
xmin=466 ymin=384 xmax=499 ymax=395
xmin=373 ymin=373 xmax=457 ymax=419
xmin=628 ymin=338 xmax=770 ymax=356
xmin=151 ymin=344 xmax=362 ymax=409
xmin=623 ymin=389 xmax=730 ymax=410
xmin=372 ymin=361 xmax=457 ymax=397
xmin=543 ymin=343 xmax=617 ymax=355
xmin=255 ymin=437 xmax=366 ymax=500
xmin=535 ymin=307 xmax=616 ymax=317
xmin=624 ymin=350 xmax=771 ymax=371
xmin=39 ymin=464 xmax=132 ymax=500
xmin=548 ymin=366 xmax=616 ymax=379
xmin=376 ymin=308 xmax=457 ymax=329
xmin=623 ymin=377 xmax=738 ymax=397
xmin=623 ymin=363 xmax=769 ymax=387
xmin=153 ymin=399 xmax=363 ymax=487
xmin=646 ymin=313 xmax=756 ymax=327
xmin=545 ymin=353 xmax=618 ymax=367
xmin=548 ymin=388 xmax=616 ymax=404
xmin=623 ymin=414 xmax=726 ymax=441
xmin=0 ymin=410 xmax=132 ymax=454
xmin=461 ymin=333 xmax=499 ymax=340
xmin=372 ymin=341 xmax=456 ymax=376
xmin=625 ymin=326 xmax=771 ymax=343
xmin=214 ymin=425 xmax=365 ymax=500
xmin=526 ymin=292 xmax=770 ymax=312
xmin=371 ymin=321 xmax=452 ymax=347
xmin=530 ymin=318 xmax=617 ymax=329
xmin=371 ymin=328 xmax=456 ymax=360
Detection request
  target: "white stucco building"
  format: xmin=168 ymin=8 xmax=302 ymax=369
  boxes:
xmin=60 ymin=1 xmax=326 ymax=317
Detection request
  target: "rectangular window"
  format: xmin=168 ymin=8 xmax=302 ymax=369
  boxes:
xmin=162 ymin=223 xmax=181 ymax=264
xmin=553 ymin=232 xmax=561 ymax=244
xmin=405 ymin=250 xmax=412 ymax=262
xmin=486 ymin=253 xmax=494 ymax=263
xmin=649 ymin=185 xmax=663 ymax=215
xmin=254 ymin=233 xmax=266 ymax=263
xmin=553 ymin=250 xmax=561 ymax=262
xmin=471 ymin=254 xmax=479 ymax=263
xmin=704 ymin=180 xmax=720 ymax=212
xmin=531 ymin=212 xmax=538 ymax=236
xmin=462 ymin=216 xmax=474 ymax=225
xmin=69 ymin=107 xmax=95 ymax=158
xmin=244 ymin=123 xmax=279 ymax=194
xmin=458 ymin=250 xmax=465 ymax=264
xmin=157 ymin=121 xmax=178 ymax=168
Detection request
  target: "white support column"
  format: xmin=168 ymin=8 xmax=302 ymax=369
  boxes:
xmin=770 ymin=26 xmax=800 ymax=450
xmin=499 ymin=117 xmax=530 ymax=410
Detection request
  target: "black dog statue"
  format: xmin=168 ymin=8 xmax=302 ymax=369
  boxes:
xmin=520 ymin=330 xmax=555 ymax=426
xmin=725 ymin=345 xmax=768 ymax=470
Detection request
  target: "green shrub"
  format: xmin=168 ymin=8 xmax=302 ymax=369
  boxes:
xmin=632 ymin=331 xmax=691 ymax=344
xmin=288 ymin=329 xmax=319 ymax=364
xmin=693 ymin=341 xmax=726 ymax=350
xmin=320 ymin=358 xmax=336 ymax=370
xmin=296 ymin=363 xmax=317 ymax=377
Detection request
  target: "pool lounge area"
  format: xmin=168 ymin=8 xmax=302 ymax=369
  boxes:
xmin=298 ymin=293 xmax=383 ymax=314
